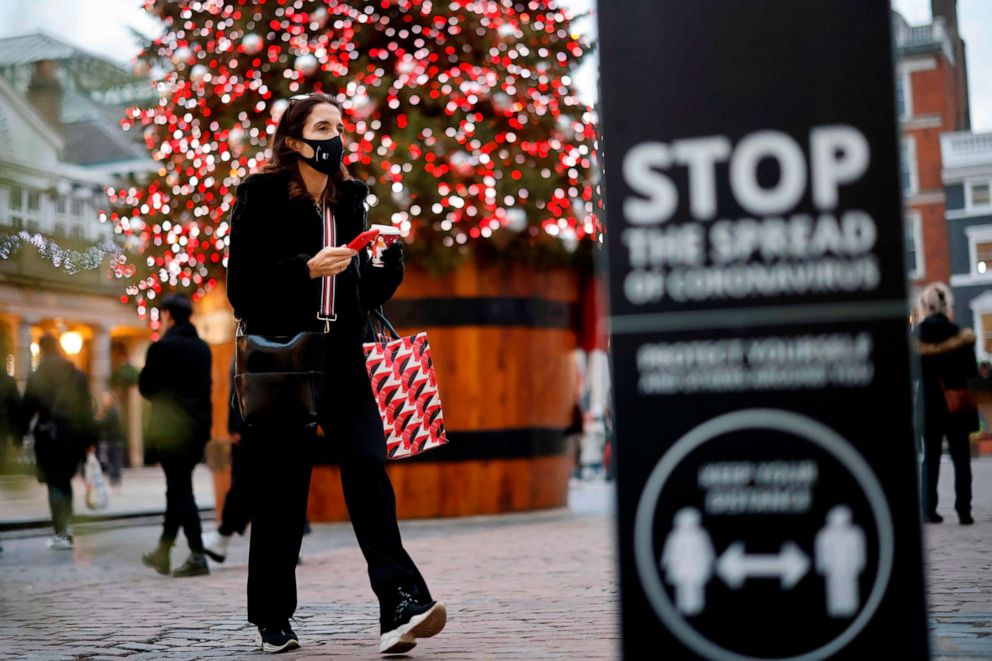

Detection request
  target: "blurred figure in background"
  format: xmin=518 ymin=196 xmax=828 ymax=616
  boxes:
xmin=20 ymin=334 xmax=97 ymax=550
xmin=96 ymin=391 xmax=126 ymax=491
xmin=0 ymin=366 xmax=21 ymax=464
xmin=0 ymin=362 xmax=18 ymax=554
xmin=914 ymin=283 xmax=979 ymax=526
xmin=579 ymin=348 xmax=612 ymax=480
xmin=0 ymin=321 xmax=22 ymax=479
xmin=567 ymin=349 xmax=586 ymax=480
xmin=139 ymin=293 xmax=213 ymax=577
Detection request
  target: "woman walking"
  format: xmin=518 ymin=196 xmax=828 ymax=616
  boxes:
xmin=226 ymin=92 xmax=445 ymax=654
xmin=914 ymin=283 xmax=978 ymax=525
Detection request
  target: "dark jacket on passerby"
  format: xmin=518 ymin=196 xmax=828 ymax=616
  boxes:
xmin=915 ymin=313 xmax=980 ymax=433
xmin=139 ymin=322 xmax=213 ymax=462
xmin=97 ymin=405 xmax=126 ymax=446
xmin=226 ymin=171 xmax=403 ymax=345
xmin=21 ymin=354 xmax=96 ymax=481
xmin=0 ymin=372 xmax=21 ymax=445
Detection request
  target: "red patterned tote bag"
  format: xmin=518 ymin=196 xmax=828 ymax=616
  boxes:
xmin=363 ymin=309 xmax=448 ymax=459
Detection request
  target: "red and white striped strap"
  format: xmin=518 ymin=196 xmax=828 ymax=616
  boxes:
xmin=318 ymin=203 xmax=336 ymax=330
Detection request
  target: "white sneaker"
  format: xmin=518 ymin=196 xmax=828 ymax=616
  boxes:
xmin=46 ymin=534 xmax=74 ymax=550
xmin=379 ymin=601 xmax=447 ymax=654
xmin=202 ymin=530 xmax=231 ymax=563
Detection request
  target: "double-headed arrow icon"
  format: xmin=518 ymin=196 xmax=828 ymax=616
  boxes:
xmin=717 ymin=541 xmax=810 ymax=590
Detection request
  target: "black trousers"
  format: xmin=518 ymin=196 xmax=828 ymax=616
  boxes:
xmin=218 ymin=444 xmax=250 ymax=536
xmin=99 ymin=443 xmax=125 ymax=486
xmin=47 ymin=473 xmax=73 ymax=535
xmin=36 ymin=440 xmax=81 ymax=536
xmin=160 ymin=456 xmax=204 ymax=552
xmin=922 ymin=417 xmax=972 ymax=516
xmin=244 ymin=359 xmax=431 ymax=628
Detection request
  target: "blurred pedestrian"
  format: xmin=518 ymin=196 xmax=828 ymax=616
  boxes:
xmin=0 ymin=367 xmax=21 ymax=467
xmin=139 ymin=293 xmax=213 ymax=577
xmin=567 ymin=349 xmax=586 ymax=480
xmin=914 ymin=283 xmax=978 ymax=525
xmin=0 ymin=367 xmax=15 ymax=553
xmin=602 ymin=406 xmax=616 ymax=482
xmin=20 ymin=334 xmax=97 ymax=550
xmin=227 ymin=92 xmax=445 ymax=654
xmin=579 ymin=348 xmax=611 ymax=480
xmin=95 ymin=391 xmax=125 ymax=490
xmin=201 ymin=360 xmax=250 ymax=562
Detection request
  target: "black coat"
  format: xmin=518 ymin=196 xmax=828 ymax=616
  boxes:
xmin=139 ymin=322 xmax=213 ymax=460
xmin=226 ymin=171 xmax=403 ymax=348
xmin=915 ymin=313 xmax=979 ymax=432
xmin=21 ymin=354 xmax=95 ymax=479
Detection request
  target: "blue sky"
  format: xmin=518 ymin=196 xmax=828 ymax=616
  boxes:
xmin=0 ymin=0 xmax=988 ymax=130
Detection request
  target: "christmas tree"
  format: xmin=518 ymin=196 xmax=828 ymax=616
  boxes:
xmin=108 ymin=0 xmax=599 ymax=328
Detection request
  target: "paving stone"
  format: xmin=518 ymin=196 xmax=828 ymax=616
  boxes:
xmin=3 ymin=465 xmax=992 ymax=658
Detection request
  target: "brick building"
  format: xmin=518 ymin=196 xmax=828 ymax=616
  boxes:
xmin=944 ymin=132 xmax=992 ymax=356
xmin=894 ymin=0 xmax=970 ymax=292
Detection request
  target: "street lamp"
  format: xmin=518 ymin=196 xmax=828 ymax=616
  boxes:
xmin=60 ymin=331 xmax=83 ymax=356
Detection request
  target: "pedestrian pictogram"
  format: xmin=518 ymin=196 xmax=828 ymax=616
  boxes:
xmin=816 ymin=506 xmax=867 ymax=618
xmin=661 ymin=508 xmax=715 ymax=615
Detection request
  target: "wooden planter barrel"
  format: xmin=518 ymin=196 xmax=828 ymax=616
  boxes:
xmin=307 ymin=260 xmax=580 ymax=520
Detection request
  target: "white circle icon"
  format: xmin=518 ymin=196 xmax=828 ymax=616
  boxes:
xmin=633 ymin=409 xmax=894 ymax=661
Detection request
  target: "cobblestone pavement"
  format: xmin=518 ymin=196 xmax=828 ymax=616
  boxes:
xmin=0 ymin=480 xmax=619 ymax=660
xmin=927 ymin=456 xmax=992 ymax=659
xmin=2 ymin=459 xmax=992 ymax=660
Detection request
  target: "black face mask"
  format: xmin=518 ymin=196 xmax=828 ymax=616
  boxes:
xmin=298 ymin=135 xmax=343 ymax=175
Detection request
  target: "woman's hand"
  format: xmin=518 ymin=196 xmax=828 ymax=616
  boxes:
xmin=308 ymin=246 xmax=357 ymax=278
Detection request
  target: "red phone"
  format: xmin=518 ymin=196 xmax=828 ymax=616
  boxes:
xmin=346 ymin=229 xmax=380 ymax=251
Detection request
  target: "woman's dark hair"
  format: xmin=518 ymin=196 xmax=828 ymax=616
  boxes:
xmin=261 ymin=92 xmax=351 ymax=206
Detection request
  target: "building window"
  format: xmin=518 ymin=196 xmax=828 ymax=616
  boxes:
xmin=26 ymin=220 xmax=40 ymax=233
xmin=901 ymin=138 xmax=918 ymax=195
xmin=982 ymin=313 xmax=992 ymax=357
xmin=977 ymin=241 xmax=992 ymax=275
xmin=11 ymin=216 xmax=22 ymax=230
xmin=966 ymin=225 xmax=992 ymax=279
xmin=906 ymin=212 xmax=924 ymax=279
xmin=967 ymin=180 xmax=992 ymax=210
xmin=9 ymin=186 xmax=22 ymax=210
xmin=27 ymin=191 xmax=40 ymax=211
xmin=896 ymin=73 xmax=912 ymax=120
xmin=71 ymin=199 xmax=83 ymax=216
xmin=56 ymin=195 xmax=67 ymax=214
xmin=972 ymin=291 xmax=992 ymax=359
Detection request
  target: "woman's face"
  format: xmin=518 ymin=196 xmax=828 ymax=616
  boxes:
xmin=289 ymin=102 xmax=343 ymax=159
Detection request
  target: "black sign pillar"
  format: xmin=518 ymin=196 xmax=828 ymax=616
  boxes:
xmin=596 ymin=2 xmax=929 ymax=659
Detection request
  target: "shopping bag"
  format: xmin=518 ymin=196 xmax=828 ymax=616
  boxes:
xmin=84 ymin=450 xmax=110 ymax=510
xmin=363 ymin=310 xmax=448 ymax=459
